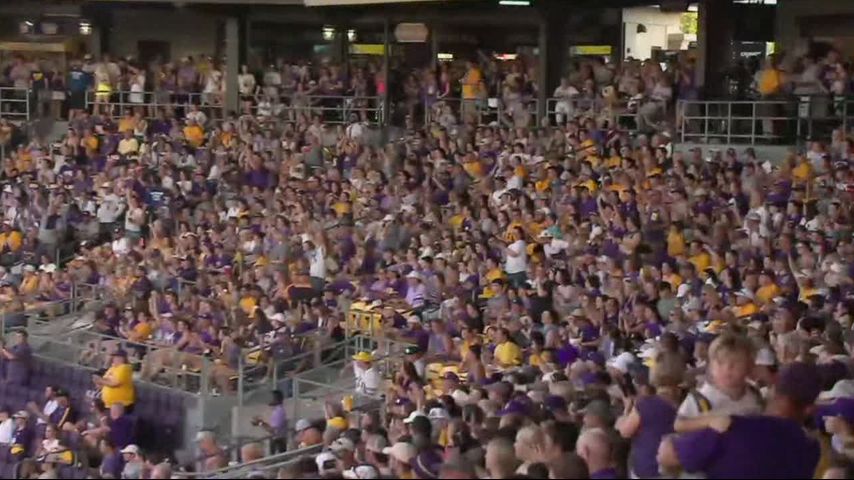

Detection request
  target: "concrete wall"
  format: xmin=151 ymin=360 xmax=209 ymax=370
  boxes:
xmin=777 ymin=0 xmax=854 ymax=55
xmin=622 ymin=6 xmax=684 ymax=61
xmin=109 ymin=7 xmax=220 ymax=61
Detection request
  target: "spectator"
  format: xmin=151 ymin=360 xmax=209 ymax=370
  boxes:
xmin=194 ymin=430 xmax=227 ymax=473
xmin=119 ymin=444 xmax=144 ymax=480
xmin=252 ymin=389 xmax=288 ymax=454
xmin=93 ymin=349 xmax=135 ymax=410
xmin=99 ymin=438 xmax=124 ymax=479
xmin=1 ymin=330 xmax=32 ymax=386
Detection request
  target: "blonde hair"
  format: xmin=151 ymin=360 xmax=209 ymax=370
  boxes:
xmin=708 ymin=333 xmax=755 ymax=363
xmin=515 ymin=425 xmax=547 ymax=461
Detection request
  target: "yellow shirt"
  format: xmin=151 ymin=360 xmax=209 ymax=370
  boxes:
xmin=756 ymin=284 xmax=781 ymax=305
xmin=239 ymin=296 xmax=258 ymax=315
xmin=462 ymin=159 xmax=484 ymax=178
xmin=1 ymin=231 xmax=22 ymax=252
xmin=735 ymin=303 xmax=759 ymax=318
xmin=529 ymin=352 xmax=544 ymax=368
xmin=131 ymin=321 xmax=153 ymax=342
xmin=667 ymin=231 xmax=686 ymax=258
xmin=494 ymin=341 xmax=522 ymax=367
xmin=20 ymin=276 xmax=39 ymax=296
xmin=184 ymin=125 xmax=205 ymax=147
xmin=449 ymin=214 xmax=466 ymax=230
xmin=689 ymin=252 xmax=711 ymax=275
xmin=101 ymin=363 xmax=135 ymax=407
xmin=535 ymin=179 xmax=551 ymax=192
xmin=664 ymin=273 xmax=683 ymax=288
xmin=758 ymin=68 xmax=782 ymax=96
xmin=462 ymin=68 xmax=482 ymax=100
xmin=486 ymin=268 xmax=506 ymax=283
xmin=792 ymin=162 xmax=812 ymax=183
xmin=117 ymin=117 xmax=136 ymax=134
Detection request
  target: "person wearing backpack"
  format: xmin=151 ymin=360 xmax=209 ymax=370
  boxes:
xmin=674 ymin=333 xmax=763 ymax=433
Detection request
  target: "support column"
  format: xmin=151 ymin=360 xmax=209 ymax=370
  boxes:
xmin=225 ymin=17 xmax=240 ymax=114
xmin=697 ymin=0 xmax=734 ymax=97
xmin=382 ymin=17 xmax=390 ymax=127
xmin=430 ymin=24 xmax=439 ymax=71
xmin=537 ymin=22 xmax=548 ymax=125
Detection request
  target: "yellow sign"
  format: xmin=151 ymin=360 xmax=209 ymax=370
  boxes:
xmin=0 ymin=42 xmax=69 ymax=53
xmin=570 ymin=45 xmax=613 ymax=56
xmin=349 ymin=44 xmax=386 ymax=56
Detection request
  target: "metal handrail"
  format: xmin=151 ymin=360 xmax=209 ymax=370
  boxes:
xmin=677 ymin=96 xmax=854 ymax=146
xmin=0 ymin=87 xmax=31 ymax=122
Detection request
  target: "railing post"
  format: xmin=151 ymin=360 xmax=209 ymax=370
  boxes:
xmin=26 ymin=89 xmax=31 ymax=122
xmin=703 ymin=102 xmax=709 ymax=144
xmin=292 ymin=379 xmax=300 ymax=426
xmin=237 ymin=349 xmax=245 ymax=406
xmin=727 ymin=102 xmax=732 ymax=145
xmin=751 ymin=102 xmax=757 ymax=144
xmin=201 ymin=355 xmax=210 ymax=397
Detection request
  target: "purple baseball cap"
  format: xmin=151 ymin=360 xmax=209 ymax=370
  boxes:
xmin=498 ymin=399 xmax=530 ymax=417
xmin=817 ymin=398 xmax=854 ymax=427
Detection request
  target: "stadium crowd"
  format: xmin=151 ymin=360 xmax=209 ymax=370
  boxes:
xmin=1 ymin=47 xmax=854 ymax=479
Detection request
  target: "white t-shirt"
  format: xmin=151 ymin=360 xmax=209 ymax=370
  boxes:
xmin=0 ymin=418 xmax=14 ymax=444
xmin=505 ymin=240 xmax=528 ymax=274
xmin=37 ymin=399 xmax=58 ymax=425
xmin=308 ymin=246 xmax=326 ymax=279
xmin=543 ymin=238 xmax=569 ymax=259
xmin=677 ymin=382 xmax=763 ymax=417
xmin=353 ymin=365 xmax=381 ymax=396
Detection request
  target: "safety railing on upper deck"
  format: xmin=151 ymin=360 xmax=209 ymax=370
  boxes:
xmin=677 ymin=96 xmax=854 ymax=146
xmin=424 ymin=96 xmax=539 ymax=128
xmin=269 ymin=94 xmax=385 ymax=126
xmin=85 ymin=90 xmax=209 ymax=120
xmin=0 ymin=87 xmax=31 ymax=123
xmin=545 ymin=96 xmax=638 ymax=132
xmin=27 ymin=317 xmax=215 ymax=395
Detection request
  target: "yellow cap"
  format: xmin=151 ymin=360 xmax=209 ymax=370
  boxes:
xmin=352 ymin=351 xmax=373 ymax=363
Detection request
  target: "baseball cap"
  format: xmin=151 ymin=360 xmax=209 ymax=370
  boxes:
xmin=294 ymin=418 xmax=312 ymax=433
xmin=776 ymin=361 xmax=822 ymax=406
xmin=315 ymin=451 xmax=338 ymax=475
xmin=485 ymin=381 xmax=513 ymax=397
xmin=382 ymin=442 xmax=417 ymax=463
xmin=120 ymin=444 xmax=140 ymax=455
xmin=12 ymin=410 xmax=28 ymax=420
xmin=498 ymin=399 xmax=530 ymax=417
xmin=819 ymin=379 xmax=854 ymax=401
xmin=403 ymin=410 xmax=426 ymax=424
xmin=606 ymin=351 xmax=636 ymax=374
xmin=352 ymin=351 xmax=373 ymax=362
xmin=343 ymin=464 xmax=380 ymax=479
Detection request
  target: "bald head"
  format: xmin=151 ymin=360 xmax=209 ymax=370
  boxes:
xmin=150 ymin=462 xmax=172 ymax=479
xmin=576 ymin=428 xmax=612 ymax=474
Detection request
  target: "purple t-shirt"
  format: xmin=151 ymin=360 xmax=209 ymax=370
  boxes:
xmin=6 ymin=342 xmax=31 ymax=385
xmin=109 ymin=415 xmax=135 ymax=449
xmin=631 ymin=395 xmax=676 ymax=477
xmin=673 ymin=415 xmax=819 ymax=479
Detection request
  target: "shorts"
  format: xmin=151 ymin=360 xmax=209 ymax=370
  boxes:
xmin=68 ymin=91 xmax=86 ymax=110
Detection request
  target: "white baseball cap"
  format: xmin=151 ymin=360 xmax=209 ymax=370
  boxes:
xmin=294 ymin=418 xmax=312 ymax=433
xmin=819 ymin=379 xmax=854 ymax=401
xmin=343 ymin=464 xmax=380 ymax=479
xmin=403 ymin=410 xmax=426 ymax=424
xmin=120 ymin=444 xmax=140 ymax=455
xmin=606 ymin=352 xmax=636 ymax=374
xmin=330 ymin=437 xmax=355 ymax=453
xmin=382 ymin=442 xmax=417 ymax=463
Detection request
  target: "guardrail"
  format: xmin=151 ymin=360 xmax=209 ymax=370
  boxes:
xmin=677 ymin=96 xmax=854 ymax=146
xmin=85 ymin=90 xmax=209 ymax=120
xmin=545 ymin=96 xmax=638 ymax=132
xmin=424 ymin=96 xmax=539 ymax=128
xmin=0 ymin=87 xmax=31 ymax=123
